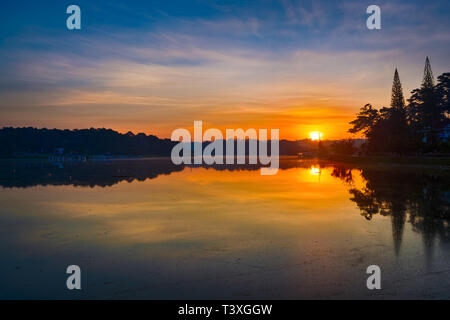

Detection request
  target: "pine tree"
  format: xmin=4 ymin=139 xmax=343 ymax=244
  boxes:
xmin=418 ymin=57 xmax=440 ymax=149
xmin=406 ymin=57 xmax=442 ymax=150
xmin=422 ymin=56 xmax=434 ymax=89
xmin=386 ymin=68 xmax=409 ymax=153
xmin=421 ymin=57 xmax=439 ymax=129
xmin=406 ymin=58 xmax=436 ymax=132
xmin=391 ymin=68 xmax=405 ymax=110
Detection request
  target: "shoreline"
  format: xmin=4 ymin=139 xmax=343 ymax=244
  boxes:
xmin=321 ymin=154 xmax=450 ymax=166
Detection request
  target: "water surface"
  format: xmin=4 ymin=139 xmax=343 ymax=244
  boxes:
xmin=0 ymin=158 xmax=449 ymax=299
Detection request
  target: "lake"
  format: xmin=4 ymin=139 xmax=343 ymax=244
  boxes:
xmin=0 ymin=158 xmax=449 ymax=299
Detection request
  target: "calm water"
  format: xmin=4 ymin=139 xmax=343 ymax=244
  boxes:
xmin=0 ymin=158 xmax=449 ymax=299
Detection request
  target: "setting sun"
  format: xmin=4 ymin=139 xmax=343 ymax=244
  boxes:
xmin=309 ymin=131 xmax=323 ymax=141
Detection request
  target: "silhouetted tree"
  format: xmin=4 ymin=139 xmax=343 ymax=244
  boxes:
xmin=0 ymin=127 xmax=177 ymax=156
xmin=407 ymin=57 xmax=443 ymax=150
xmin=384 ymin=68 xmax=410 ymax=153
xmin=349 ymin=103 xmax=380 ymax=137
xmin=348 ymin=103 xmax=385 ymax=153
xmin=349 ymin=69 xmax=409 ymax=154
xmin=331 ymin=139 xmax=356 ymax=155
xmin=436 ymin=72 xmax=450 ymax=122
xmin=350 ymin=59 xmax=450 ymax=155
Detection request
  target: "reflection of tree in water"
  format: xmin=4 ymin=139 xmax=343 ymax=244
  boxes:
xmin=0 ymin=158 xmax=306 ymax=188
xmin=0 ymin=159 xmax=185 ymax=188
xmin=333 ymin=165 xmax=450 ymax=259
xmin=331 ymin=165 xmax=354 ymax=185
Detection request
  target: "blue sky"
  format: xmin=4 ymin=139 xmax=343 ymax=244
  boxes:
xmin=0 ymin=0 xmax=449 ymax=139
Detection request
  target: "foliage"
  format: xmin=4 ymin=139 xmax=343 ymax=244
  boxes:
xmin=0 ymin=127 xmax=176 ymax=156
xmin=331 ymin=139 xmax=356 ymax=155
xmin=349 ymin=58 xmax=450 ymax=154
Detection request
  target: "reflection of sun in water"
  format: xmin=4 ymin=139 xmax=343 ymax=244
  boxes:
xmin=310 ymin=166 xmax=321 ymax=175
xmin=310 ymin=131 xmax=322 ymax=141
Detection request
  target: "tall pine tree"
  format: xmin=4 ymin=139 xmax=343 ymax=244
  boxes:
xmin=386 ymin=68 xmax=409 ymax=153
xmin=419 ymin=57 xmax=440 ymax=149
xmin=421 ymin=57 xmax=439 ymax=130
xmin=391 ymin=68 xmax=405 ymax=110
xmin=423 ymin=57 xmax=434 ymax=89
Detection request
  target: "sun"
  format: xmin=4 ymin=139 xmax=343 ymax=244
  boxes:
xmin=309 ymin=131 xmax=322 ymax=141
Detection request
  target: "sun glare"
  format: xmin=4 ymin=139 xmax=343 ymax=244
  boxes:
xmin=309 ymin=131 xmax=322 ymax=141
xmin=310 ymin=166 xmax=321 ymax=175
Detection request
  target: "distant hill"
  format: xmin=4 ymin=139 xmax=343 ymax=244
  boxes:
xmin=0 ymin=127 xmax=176 ymax=156
xmin=0 ymin=127 xmax=365 ymax=157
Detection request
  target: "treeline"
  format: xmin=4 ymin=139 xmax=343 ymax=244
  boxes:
xmin=349 ymin=57 xmax=450 ymax=154
xmin=0 ymin=127 xmax=176 ymax=156
xmin=0 ymin=127 xmax=326 ymax=156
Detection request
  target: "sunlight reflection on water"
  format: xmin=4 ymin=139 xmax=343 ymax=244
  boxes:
xmin=0 ymin=158 xmax=449 ymax=299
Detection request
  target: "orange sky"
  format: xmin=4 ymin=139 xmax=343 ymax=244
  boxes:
xmin=2 ymin=2 xmax=449 ymax=140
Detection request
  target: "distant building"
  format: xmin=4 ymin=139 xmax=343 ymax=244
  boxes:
xmin=420 ymin=125 xmax=450 ymax=143
xmin=54 ymin=147 xmax=64 ymax=155
xmin=437 ymin=124 xmax=450 ymax=142
xmin=49 ymin=148 xmax=86 ymax=162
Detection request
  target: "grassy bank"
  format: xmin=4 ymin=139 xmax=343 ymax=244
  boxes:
xmin=323 ymin=154 xmax=450 ymax=166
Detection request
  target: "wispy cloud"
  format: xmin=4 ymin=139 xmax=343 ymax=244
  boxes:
xmin=0 ymin=0 xmax=449 ymax=139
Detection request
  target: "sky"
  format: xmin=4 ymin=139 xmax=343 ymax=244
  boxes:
xmin=0 ymin=0 xmax=449 ymax=140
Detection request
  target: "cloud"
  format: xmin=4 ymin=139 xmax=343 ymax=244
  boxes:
xmin=0 ymin=0 xmax=449 ymax=139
